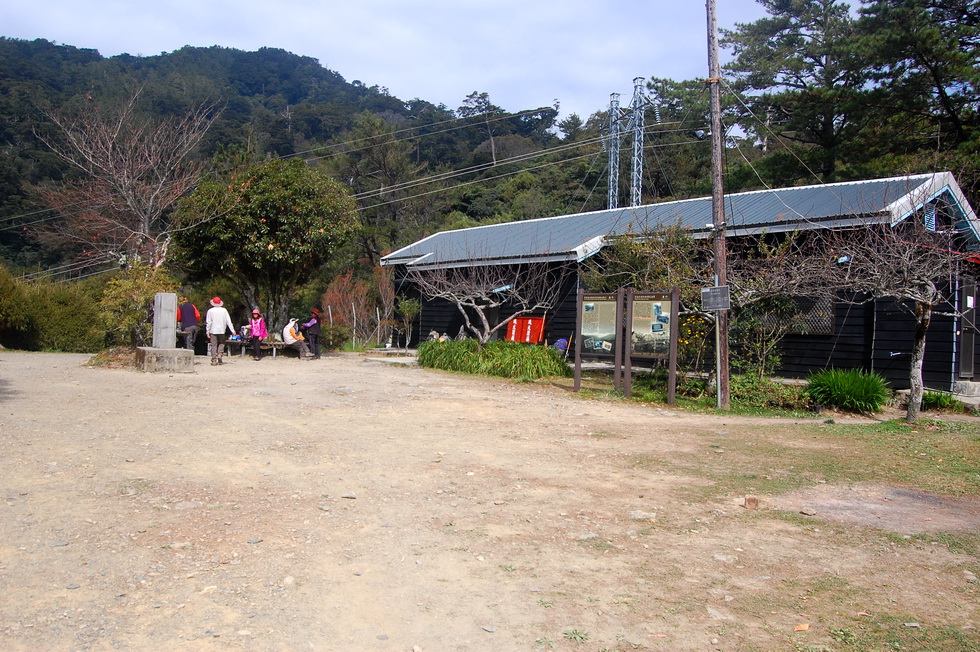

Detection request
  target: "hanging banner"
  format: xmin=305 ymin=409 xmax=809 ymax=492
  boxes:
xmin=506 ymin=316 xmax=546 ymax=344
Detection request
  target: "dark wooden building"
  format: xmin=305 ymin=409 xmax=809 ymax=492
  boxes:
xmin=382 ymin=173 xmax=980 ymax=391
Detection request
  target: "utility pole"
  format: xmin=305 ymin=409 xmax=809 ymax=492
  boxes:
xmin=706 ymin=0 xmax=730 ymax=410
xmin=607 ymin=93 xmax=621 ymax=210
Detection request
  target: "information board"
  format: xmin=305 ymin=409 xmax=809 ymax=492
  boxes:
xmin=580 ymin=293 xmax=619 ymax=356
xmin=629 ymin=292 xmax=672 ymax=357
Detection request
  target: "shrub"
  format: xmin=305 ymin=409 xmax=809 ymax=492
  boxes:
xmin=730 ymin=374 xmax=811 ymax=411
xmin=478 ymin=340 xmax=571 ymax=379
xmin=28 ymin=280 xmax=106 ymax=352
xmin=99 ymin=262 xmax=178 ymax=347
xmin=806 ymin=368 xmax=891 ymax=413
xmin=320 ymin=324 xmax=351 ymax=352
xmin=417 ymin=338 xmax=480 ymax=373
xmin=0 ymin=266 xmax=107 ymax=352
xmin=0 ymin=265 xmax=32 ymax=348
xmin=920 ymin=390 xmax=968 ymax=413
xmin=418 ymin=339 xmax=570 ymax=379
xmin=633 ymin=370 xmax=810 ymax=410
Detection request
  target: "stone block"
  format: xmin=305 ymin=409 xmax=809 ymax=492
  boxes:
xmin=136 ymin=347 xmax=195 ymax=373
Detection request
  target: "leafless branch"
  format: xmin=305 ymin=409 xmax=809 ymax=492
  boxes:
xmin=34 ymin=89 xmax=220 ymax=266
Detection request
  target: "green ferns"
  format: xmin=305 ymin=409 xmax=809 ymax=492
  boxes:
xmin=417 ymin=339 xmax=570 ymax=380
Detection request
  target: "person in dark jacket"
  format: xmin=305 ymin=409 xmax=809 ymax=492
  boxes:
xmin=301 ymin=308 xmax=322 ymax=359
xmin=176 ymin=297 xmax=200 ymax=352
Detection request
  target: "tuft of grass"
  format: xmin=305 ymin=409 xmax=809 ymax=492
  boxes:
xmin=806 ymin=368 xmax=891 ymax=413
xmin=417 ymin=339 xmax=570 ymax=379
xmin=562 ymin=629 xmax=590 ymax=642
xmin=920 ymin=390 xmax=969 ymax=414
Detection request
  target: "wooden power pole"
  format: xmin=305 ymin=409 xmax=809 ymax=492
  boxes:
xmin=706 ymin=0 xmax=731 ymax=410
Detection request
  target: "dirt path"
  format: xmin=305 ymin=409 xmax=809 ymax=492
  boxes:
xmin=0 ymin=351 xmax=977 ymax=651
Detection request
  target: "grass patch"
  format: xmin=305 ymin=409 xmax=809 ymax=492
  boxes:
xmin=883 ymin=531 xmax=980 ymax=556
xmin=87 ymin=346 xmax=137 ymax=368
xmin=840 ymin=614 xmax=979 ymax=651
xmin=633 ymin=418 xmax=980 ymax=502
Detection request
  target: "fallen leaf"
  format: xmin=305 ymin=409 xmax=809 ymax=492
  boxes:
xmin=794 ymin=623 xmax=810 ymax=632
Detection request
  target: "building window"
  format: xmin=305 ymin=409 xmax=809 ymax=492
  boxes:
xmin=760 ymin=296 xmax=835 ymax=335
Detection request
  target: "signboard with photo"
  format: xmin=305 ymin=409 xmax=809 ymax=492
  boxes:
xmin=630 ymin=292 xmax=672 ymax=357
xmin=580 ymin=293 xmax=619 ymax=356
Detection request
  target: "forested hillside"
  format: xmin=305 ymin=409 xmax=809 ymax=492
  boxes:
xmin=1 ymin=0 xmax=978 ymax=280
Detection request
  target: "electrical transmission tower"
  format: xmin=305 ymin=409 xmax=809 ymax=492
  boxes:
xmin=607 ymin=77 xmax=653 ymax=209
xmin=606 ymin=93 xmax=622 ymax=210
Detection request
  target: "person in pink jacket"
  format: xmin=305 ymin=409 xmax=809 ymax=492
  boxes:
xmin=247 ymin=308 xmax=269 ymax=360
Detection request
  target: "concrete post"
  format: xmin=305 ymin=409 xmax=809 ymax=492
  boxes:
xmin=152 ymin=292 xmax=178 ymax=349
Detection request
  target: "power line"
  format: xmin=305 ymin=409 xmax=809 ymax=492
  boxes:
xmin=358 ymin=151 xmax=605 ymax=212
xmin=18 ymin=253 xmax=116 ymax=280
xmin=295 ymin=106 xmax=561 ymax=163
xmin=351 ymin=123 xmax=704 ymax=205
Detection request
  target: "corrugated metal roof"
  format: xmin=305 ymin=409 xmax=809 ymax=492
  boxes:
xmin=381 ymin=172 xmax=979 ymax=269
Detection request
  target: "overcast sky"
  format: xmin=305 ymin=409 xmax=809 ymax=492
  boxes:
xmin=3 ymin=0 xmax=768 ymax=120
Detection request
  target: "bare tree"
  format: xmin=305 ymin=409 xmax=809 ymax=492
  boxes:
xmin=35 ymin=89 xmax=220 ymax=267
xmin=407 ymin=262 xmax=574 ymax=345
xmin=586 ymin=225 xmax=833 ymax=376
xmin=588 ymin=225 xmax=832 ymax=310
xmin=820 ymin=218 xmax=973 ymax=422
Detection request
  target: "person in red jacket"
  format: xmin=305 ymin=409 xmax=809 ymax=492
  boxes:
xmin=247 ymin=308 xmax=269 ymax=360
xmin=176 ymin=297 xmax=200 ymax=352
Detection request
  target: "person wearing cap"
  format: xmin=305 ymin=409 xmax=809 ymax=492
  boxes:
xmin=301 ymin=308 xmax=322 ymax=359
xmin=247 ymin=308 xmax=269 ymax=361
xmin=282 ymin=318 xmax=313 ymax=360
xmin=205 ymin=296 xmax=236 ymax=366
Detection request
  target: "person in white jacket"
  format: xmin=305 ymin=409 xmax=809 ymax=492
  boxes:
xmin=282 ymin=318 xmax=312 ymax=360
xmin=205 ymin=296 xmax=236 ymax=366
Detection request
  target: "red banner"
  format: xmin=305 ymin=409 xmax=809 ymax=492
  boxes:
xmin=506 ymin=316 xmax=546 ymax=344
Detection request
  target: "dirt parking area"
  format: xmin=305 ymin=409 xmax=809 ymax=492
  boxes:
xmin=0 ymin=351 xmax=977 ymax=651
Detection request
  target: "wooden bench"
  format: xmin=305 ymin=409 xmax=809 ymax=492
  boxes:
xmin=225 ymin=340 xmax=290 ymax=359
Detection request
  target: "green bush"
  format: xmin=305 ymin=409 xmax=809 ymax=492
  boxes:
xmin=0 ymin=266 xmax=107 ymax=352
xmin=417 ymin=339 xmax=571 ymax=379
xmin=320 ymin=324 xmax=351 ymax=351
xmin=417 ymin=338 xmax=480 ymax=373
xmin=633 ymin=370 xmax=810 ymax=410
xmin=99 ymin=262 xmax=178 ymax=347
xmin=28 ymin=280 xmax=107 ymax=352
xmin=806 ymin=368 xmax=891 ymax=413
xmin=0 ymin=265 xmax=32 ymax=348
